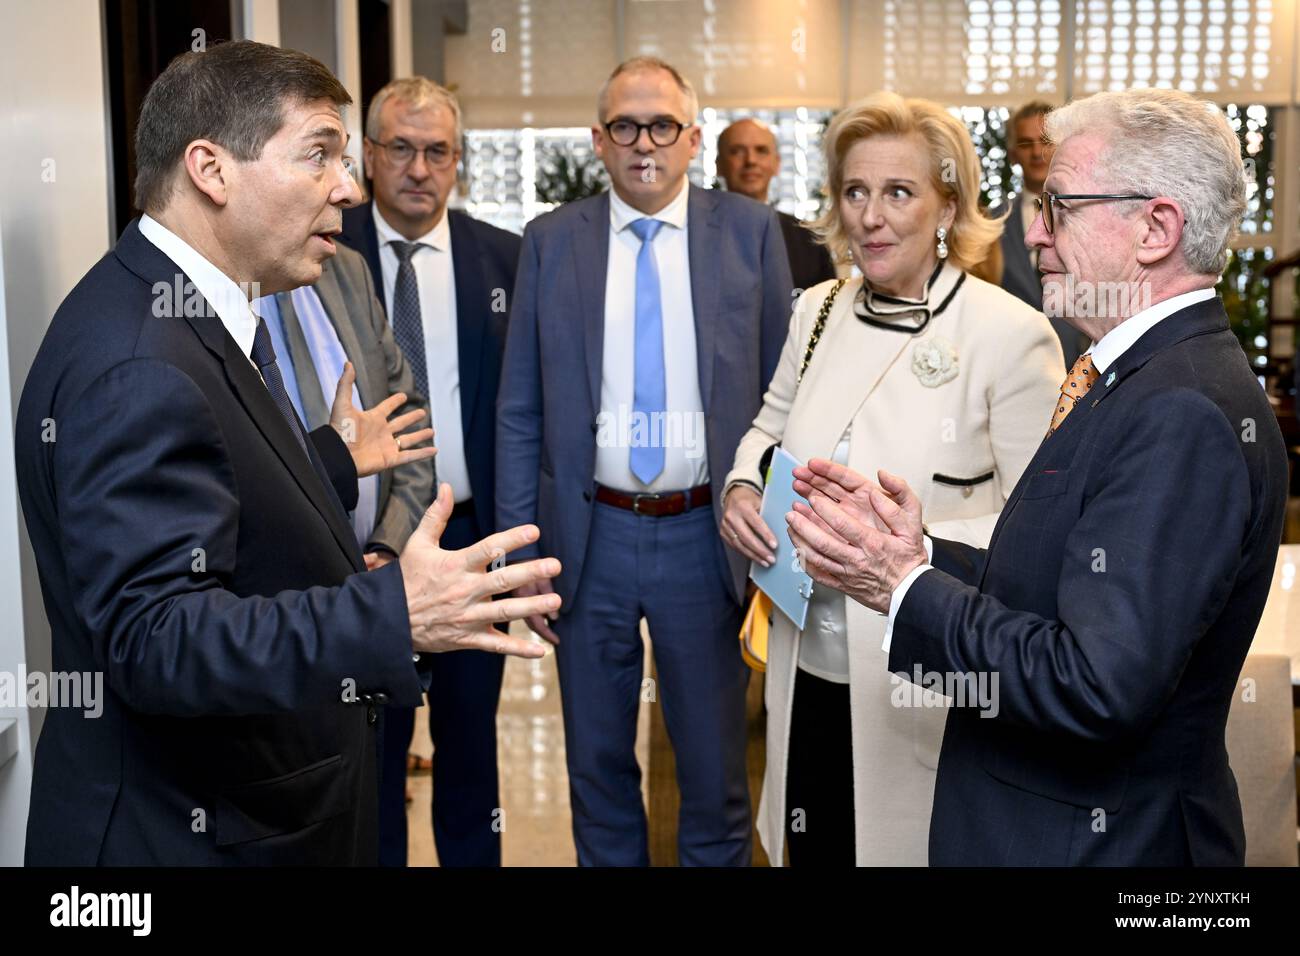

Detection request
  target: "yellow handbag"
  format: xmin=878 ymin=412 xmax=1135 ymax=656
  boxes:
xmin=737 ymin=279 xmax=847 ymax=672
xmin=739 ymin=589 xmax=773 ymax=672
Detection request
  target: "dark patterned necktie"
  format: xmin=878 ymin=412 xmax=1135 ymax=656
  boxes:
xmin=251 ymin=317 xmax=308 ymax=453
xmin=389 ymin=240 xmax=429 ymax=396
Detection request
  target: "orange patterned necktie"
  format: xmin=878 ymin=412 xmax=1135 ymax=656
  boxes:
xmin=1047 ymin=353 xmax=1098 ymax=437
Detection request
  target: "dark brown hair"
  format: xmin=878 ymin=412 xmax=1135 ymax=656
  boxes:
xmin=134 ymin=40 xmax=351 ymax=213
xmin=1009 ymin=100 xmax=1054 ymax=135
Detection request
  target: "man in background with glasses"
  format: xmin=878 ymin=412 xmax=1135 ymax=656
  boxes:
xmin=991 ymin=100 xmax=1088 ymax=367
xmin=339 ymin=77 xmax=522 ymax=868
xmin=498 ymin=56 xmax=793 ymax=866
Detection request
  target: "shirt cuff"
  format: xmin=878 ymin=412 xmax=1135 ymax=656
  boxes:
xmin=881 ymin=536 xmax=934 ymax=654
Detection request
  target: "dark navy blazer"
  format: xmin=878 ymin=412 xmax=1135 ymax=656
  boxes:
xmin=16 ymin=219 xmax=425 ymax=865
xmin=890 ymin=296 xmax=1287 ymax=865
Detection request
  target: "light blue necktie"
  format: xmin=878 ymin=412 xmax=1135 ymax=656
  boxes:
xmin=628 ymin=217 xmax=665 ymax=485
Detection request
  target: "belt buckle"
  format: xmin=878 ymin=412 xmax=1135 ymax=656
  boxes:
xmin=631 ymin=491 xmax=664 ymax=515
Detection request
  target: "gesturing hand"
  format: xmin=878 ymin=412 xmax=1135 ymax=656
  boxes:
xmin=399 ymin=483 xmax=562 ymax=657
xmin=785 ymin=459 xmax=927 ymax=614
xmin=330 ymin=362 xmax=437 ymax=478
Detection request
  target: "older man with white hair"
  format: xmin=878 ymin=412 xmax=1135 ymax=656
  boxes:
xmin=784 ymin=87 xmax=1288 ymax=866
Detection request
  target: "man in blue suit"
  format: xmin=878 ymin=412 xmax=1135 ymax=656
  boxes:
xmin=497 ymin=57 xmax=794 ymax=866
xmin=338 ymin=77 xmax=521 ymax=867
xmin=787 ymin=88 xmax=1287 ymax=866
xmin=15 ymin=40 xmax=558 ymax=865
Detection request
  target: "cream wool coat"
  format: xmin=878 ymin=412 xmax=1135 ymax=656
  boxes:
xmin=725 ymin=266 xmax=1065 ymax=866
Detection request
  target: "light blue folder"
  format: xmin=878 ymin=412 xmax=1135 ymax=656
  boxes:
xmin=749 ymin=446 xmax=814 ymax=629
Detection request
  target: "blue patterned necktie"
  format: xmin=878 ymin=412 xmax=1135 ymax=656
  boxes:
xmin=389 ymin=240 xmax=429 ymax=396
xmin=628 ymin=218 xmax=665 ymax=485
xmin=251 ymin=317 xmax=308 ymax=454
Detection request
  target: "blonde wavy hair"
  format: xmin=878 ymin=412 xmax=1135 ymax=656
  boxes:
xmin=810 ymin=91 xmax=1003 ymax=273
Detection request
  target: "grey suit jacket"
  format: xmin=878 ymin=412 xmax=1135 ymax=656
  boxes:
xmin=496 ymin=185 xmax=794 ymax=605
xmin=993 ymin=193 xmax=1088 ymax=369
xmin=274 ymin=243 xmax=435 ymax=555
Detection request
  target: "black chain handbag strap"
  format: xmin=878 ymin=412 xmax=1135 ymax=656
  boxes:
xmin=797 ymin=278 xmax=848 ymax=385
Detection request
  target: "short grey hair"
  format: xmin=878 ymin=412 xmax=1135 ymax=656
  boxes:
xmin=597 ymin=56 xmax=698 ymax=123
xmin=1045 ymin=88 xmax=1246 ymax=276
xmin=366 ymin=76 xmax=463 ymax=144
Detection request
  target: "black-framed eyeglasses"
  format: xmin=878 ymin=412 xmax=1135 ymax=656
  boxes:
xmin=603 ymin=119 xmax=692 ymax=147
xmin=366 ymin=136 xmax=458 ymax=169
xmin=1036 ymin=192 xmax=1155 ymax=234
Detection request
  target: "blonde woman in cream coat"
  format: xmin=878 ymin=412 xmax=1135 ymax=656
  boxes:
xmin=722 ymin=92 xmax=1064 ymax=866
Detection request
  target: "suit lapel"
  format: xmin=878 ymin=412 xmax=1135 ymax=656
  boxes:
xmin=687 ymin=186 xmax=721 ymax=413
xmin=309 ymin=267 xmax=394 ymax=519
xmin=976 ymin=295 xmax=1231 ymax=587
xmin=449 ymin=211 xmax=488 ymax=441
xmin=1088 ymin=296 xmax=1228 ymax=410
xmin=576 ymin=193 xmax=611 ymax=416
xmin=310 ymin=265 xmax=363 ymax=402
xmin=273 ymin=289 xmax=330 ymax=429
xmin=340 ymin=201 xmax=385 ymax=295
xmin=187 ymin=311 xmax=362 ymax=567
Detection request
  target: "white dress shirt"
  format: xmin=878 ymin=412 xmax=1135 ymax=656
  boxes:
xmin=881 ymin=285 xmax=1218 ymax=652
xmin=373 ymin=205 xmax=472 ymax=503
xmin=139 ymin=214 xmax=260 ymax=368
xmin=594 ymin=178 xmax=709 ymax=492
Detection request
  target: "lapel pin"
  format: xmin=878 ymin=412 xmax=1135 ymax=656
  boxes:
xmin=1105 ymin=370 xmax=1116 ymax=387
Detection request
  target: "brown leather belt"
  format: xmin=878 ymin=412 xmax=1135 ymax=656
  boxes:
xmin=594 ymin=483 xmax=712 ymax=517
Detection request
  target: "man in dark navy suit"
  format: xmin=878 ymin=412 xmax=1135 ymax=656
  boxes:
xmin=15 ymin=41 xmax=558 ymax=866
xmin=338 ymin=77 xmax=520 ymax=867
xmin=787 ymin=88 xmax=1287 ymax=866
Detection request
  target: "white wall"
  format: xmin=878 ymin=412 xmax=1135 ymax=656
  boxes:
xmin=0 ymin=0 xmax=112 ymax=865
